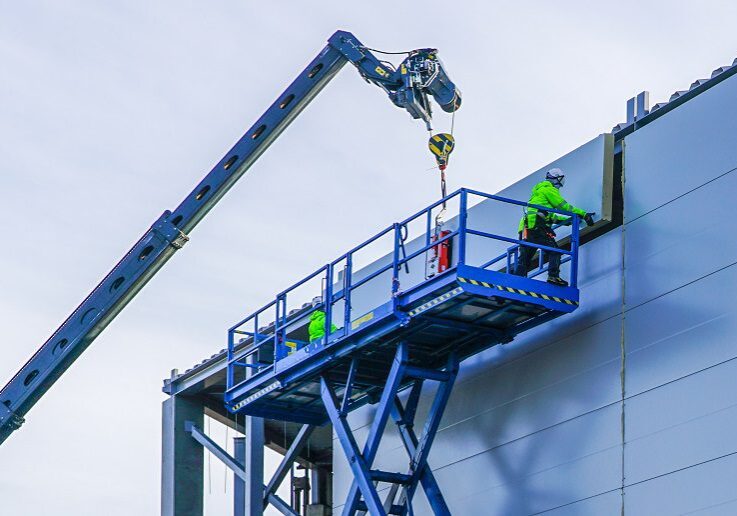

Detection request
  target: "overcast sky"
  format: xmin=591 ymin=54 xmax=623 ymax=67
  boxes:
xmin=1 ymin=1 xmax=736 ymax=514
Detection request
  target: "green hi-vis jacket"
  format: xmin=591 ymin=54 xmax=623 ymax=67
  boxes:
xmin=308 ymin=310 xmax=337 ymax=342
xmin=518 ymin=180 xmax=587 ymax=232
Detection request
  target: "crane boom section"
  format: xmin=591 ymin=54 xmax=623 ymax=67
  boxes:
xmin=0 ymin=31 xmax=460 ymax=444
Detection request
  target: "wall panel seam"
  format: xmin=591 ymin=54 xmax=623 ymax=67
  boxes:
xmin=625 ymin=164 xmax=737 ymax=225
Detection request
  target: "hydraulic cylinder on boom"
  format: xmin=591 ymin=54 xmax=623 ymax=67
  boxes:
xmin=0 ymin=30 xmax=461 ymax=445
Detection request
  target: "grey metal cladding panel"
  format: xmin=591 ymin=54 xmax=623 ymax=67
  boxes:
xmin=339 ymin=228 xmax=623 ymax=437
xmin=352 ymin=314 xmax=621 ymax=454
xmin=490 ymin=133 xmax=613 ymax=223
xmin=624 ymin=170 xmax=737 ymax=309
xmin=427 ymin=405 xmax=621 ymax=515
xmin=458 ymin=226 xmax=623 ymax=385
xmin=460 ymin=133 xmax=613 ymax=269
xmin=623 ymin=72 xmax=737 ymax=222
xmin=625 ymin=263 xmax=737 ymax=396
xmin=539 ymin=490 xmax=621 ymax=516
xmin=333 ymin=230 xmax=624 ymax=504
xmin=624 ymin=453 xmax=737 ymax=516
xmin=422 ymin=318 xmax=623 ymax=467
xmin=673 ymin=500 xmax=737 ymax=516
xmin=624 ymin=359 xmax=737 ymax=485
xmin=332 ymin=317 xmax=623 ymax=506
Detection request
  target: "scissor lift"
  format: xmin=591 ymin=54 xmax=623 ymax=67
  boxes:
xmin=225 ymin=188 xmax=581 ymax=515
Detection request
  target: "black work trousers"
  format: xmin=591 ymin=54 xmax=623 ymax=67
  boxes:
xmin=513 ymin=226 xmax=561 ymax=279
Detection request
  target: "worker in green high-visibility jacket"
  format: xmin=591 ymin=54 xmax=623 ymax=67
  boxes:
xmin=513 ymin=168 xmax=595 ymax=286
xmin=308 ymin=309 xmax=337 ymax=342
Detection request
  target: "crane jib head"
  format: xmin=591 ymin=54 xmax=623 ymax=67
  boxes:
xmin=391 ymin=49 xmax=462 ymax=128
xmin=328 ymin=32 xmax=461 ymax=128
xmin=406 ymin=49 xmax=462 ymax=112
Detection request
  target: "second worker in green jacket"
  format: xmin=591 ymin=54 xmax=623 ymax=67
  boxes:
xmin=513 ymin=168 xmax=594 ymax=286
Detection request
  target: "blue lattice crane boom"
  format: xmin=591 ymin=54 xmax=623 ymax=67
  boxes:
xmin=0 ymin=31 xmax=461 ymax=445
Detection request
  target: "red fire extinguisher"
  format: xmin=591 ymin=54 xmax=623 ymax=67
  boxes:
xmin=426 ymin=229 xmax=452 ymax=278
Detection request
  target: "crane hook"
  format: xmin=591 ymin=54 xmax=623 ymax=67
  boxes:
xmin=428 ymin=133 xmax=455 ymax=171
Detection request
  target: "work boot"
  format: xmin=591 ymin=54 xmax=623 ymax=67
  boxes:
xmin=547 ymin=276 xmax=568 ymax=287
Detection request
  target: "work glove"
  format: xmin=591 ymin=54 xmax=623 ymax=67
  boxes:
xmin=584 ymin=212 xmax=596 ymax=227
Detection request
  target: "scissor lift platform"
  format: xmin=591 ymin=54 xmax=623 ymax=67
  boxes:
xmin=224 ymin=188 xmax=582 ymax=515
xmin=226 ymin=263 xmax=578 ymax=424
xmin=225 ymin=189 xmax=581 ymax=423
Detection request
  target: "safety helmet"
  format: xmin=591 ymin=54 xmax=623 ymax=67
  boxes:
xmin=545 ymin=168 xmax=565 ymax=188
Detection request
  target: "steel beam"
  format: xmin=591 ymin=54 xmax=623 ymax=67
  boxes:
xmin=187 ymin=421 xmax=245 ymax=481
xmin=184 ymin=422 xmax=295 ymax=516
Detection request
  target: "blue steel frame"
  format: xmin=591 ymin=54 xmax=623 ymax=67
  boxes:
xmin=225 ymin=187 xmax=581 ymax=397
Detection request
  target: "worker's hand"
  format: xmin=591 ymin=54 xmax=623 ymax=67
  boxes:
xmin=584 ymin=212 xmax=596 ymax=227
xmin=558 ymin=218 xmax=573 ymax=226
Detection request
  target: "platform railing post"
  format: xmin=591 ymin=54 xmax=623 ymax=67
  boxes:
xmin=324 ymin=264 xmax=333 ymax=342
xmin=226 ymin=329 xmax=234 ymax=390
xmin=425 ymin=208 xmax=432 ymax=247
xmin=275 ymin=294 xmax=287 ymax=361
xmin=458 ymin=189 xmax=468 ymax=266
xmin=344 ymin=253 xmax=353 ymax=333
xmin=571 ymin=224 xmax=578 ymax=285
xmin=392 ymin=223 xmax=400 ymax=297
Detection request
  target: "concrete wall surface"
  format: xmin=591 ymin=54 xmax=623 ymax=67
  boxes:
xmin=331 ymin=71 xmax=737 ymax=514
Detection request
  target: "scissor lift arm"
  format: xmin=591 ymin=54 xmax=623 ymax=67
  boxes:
xmin=0 ymin=31 xmax=461 ymax=444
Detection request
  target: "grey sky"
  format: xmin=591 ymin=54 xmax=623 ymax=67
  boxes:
xmin=1 ymin=1 xmax=735 ymax=514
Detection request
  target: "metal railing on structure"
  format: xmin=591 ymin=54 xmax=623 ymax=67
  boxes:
xmin=226 ymin=188 xmax=580 ymax=390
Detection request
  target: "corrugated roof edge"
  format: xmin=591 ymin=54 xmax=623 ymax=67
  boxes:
xmin=612 ymin=57 xmax=737 ymax=137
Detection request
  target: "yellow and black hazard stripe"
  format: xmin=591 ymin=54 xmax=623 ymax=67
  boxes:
xmin=428 ymin=133 xmax=455 ymax=164
xmin=408 ymin=287 xmax=464 ymax=317
xmin=458 ymin=277 xmax=578 ymax=306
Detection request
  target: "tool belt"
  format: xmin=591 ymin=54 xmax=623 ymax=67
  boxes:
xmin=524 ymin=210 xmax=556 ymax=239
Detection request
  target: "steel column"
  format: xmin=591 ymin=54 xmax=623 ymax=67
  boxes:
xmin=234 ymin=437 xmax=245 ymax=516
xmin=245 ymin=416 xmax=265 ymax=516
xmin=161 ymin=395 xmax=204 ymax=516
